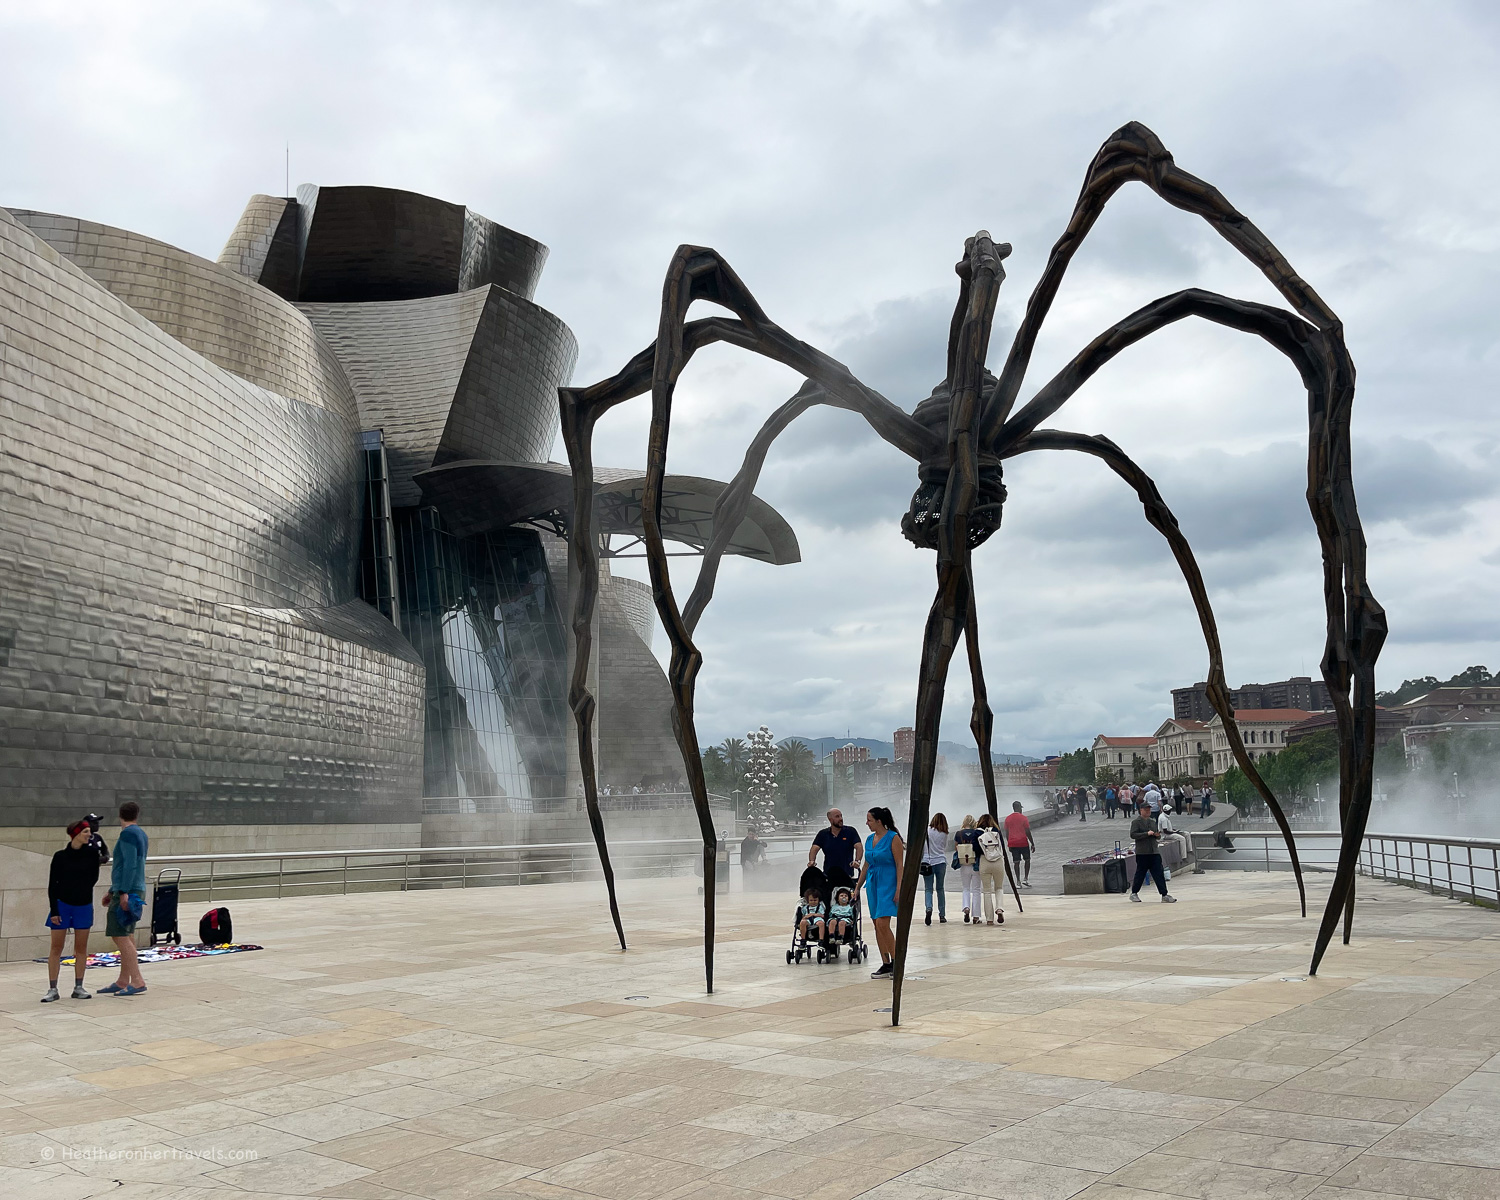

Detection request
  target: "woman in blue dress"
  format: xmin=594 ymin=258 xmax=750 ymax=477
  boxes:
xmin=857 ymin=806 xmax=904 ymax=978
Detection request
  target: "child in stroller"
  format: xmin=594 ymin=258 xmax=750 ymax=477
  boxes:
xmin=798 ymin=886 xmax=826 ymax=944
xmin=787 ymin=865 xmax=867 ymax=965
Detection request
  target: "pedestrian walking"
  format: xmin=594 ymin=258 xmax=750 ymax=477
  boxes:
xmin=1128 ymin=800 xmax=1176 ymax=904
xmin=953 ymin=814 xmax=982 ymax=923
xmin=974 ymin=814 xmax=1007 ymax=926
xmin=1076 ymin=785 xmax=1088 ymax=822
xmin=42 ymin=818 xmax=102 ymax=1002
xmin=1200 ymin=785 xmax=1214 ymax=818
xmin=1003 ymin=800 xmax=1035 ymax=887
xmin=922 ymin=813 xmax=950 ymax=925
xmin=99 ymin=802 xmax=149 ymax=996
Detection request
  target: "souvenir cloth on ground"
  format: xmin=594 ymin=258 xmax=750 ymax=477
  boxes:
xmin=37 ymin=943 xmax=263 ymax=968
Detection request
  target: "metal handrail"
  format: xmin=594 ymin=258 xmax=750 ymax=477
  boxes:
xmin=1190 ymin=829 xmax=1500 ymax=908
xmin=146 ymin=833 xmax=818 ymax=904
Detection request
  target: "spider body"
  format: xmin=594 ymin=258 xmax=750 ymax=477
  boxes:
xmin=902 ymin=374 xmax=1008 ymax=551
xmin=561 ymin=122 xmax=1384 ymax=1023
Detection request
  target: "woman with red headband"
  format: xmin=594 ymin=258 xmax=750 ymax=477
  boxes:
xmin=42 ymin=819 xmax=102 ymax=1002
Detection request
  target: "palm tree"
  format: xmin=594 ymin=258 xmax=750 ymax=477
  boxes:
xmin=719 ymin=736 xmax=747 ymax=781
xmin=777 ymin=739 xmax=814 ymax=779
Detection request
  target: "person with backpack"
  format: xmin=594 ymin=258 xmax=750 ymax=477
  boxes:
xmin=974 ymin=813 xmax=1007 ymax=926
xmin=42 ymin=818 xmax=103 ymax=1002
xmin=952 ymin=814 xmax=982 ymax=923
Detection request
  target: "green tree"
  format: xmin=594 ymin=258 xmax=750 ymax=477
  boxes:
xmin=1220 ymin=764 xmax=1256 ymax=810
xmin=776 ymin=740 xmax=824 ymax=823
xmin=1376 ymin=664 xmax=1494 ymax=707
xmin=1197 ymin=748 xmax=1213 ymax=776
xmin=719 ymin=737 xmax=747 ymax=790
xmin=777 ymin=740 xmax=815 ymax=779
xmin=1373 ymin=736 xmax=1405 ymax=784
xmin=1255 ymin=730 xmax=1339 ymax=804
xmin=701 ymin=745 xmax=731 ymax=794
xmin=1053 ymin=747 xmax=1094 ymax=785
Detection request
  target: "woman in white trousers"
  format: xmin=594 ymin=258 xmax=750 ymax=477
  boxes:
xmin=975 ymin=813 xmax=1006 ymax=925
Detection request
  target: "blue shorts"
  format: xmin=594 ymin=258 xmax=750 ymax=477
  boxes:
xmin=47 ymin=900 xmax=94 ymax=931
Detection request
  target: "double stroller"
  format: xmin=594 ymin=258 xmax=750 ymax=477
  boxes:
xmin=787 ymin=864 xmax=868 ymax=965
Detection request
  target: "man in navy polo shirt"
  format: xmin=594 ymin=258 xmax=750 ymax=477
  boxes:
xmin=809 ymin=808 xmax=863 ymax=889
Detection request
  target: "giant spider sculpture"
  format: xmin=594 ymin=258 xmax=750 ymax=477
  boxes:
xmin=561 ymin=122 xmax=1385 ymax=1025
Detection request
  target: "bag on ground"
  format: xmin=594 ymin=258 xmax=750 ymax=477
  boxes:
xmin=199 ymin=906 xmax=233 ymax=945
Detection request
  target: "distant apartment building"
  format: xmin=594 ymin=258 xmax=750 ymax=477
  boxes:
xmin=1393 ymin=684 xmax=1500 ymax=768
xmin=1153 ymin=718 xmax=1210 ymax=780
xmin=1028 ymin=756 xmax=1061 ymax=786
xmin=1172 ymin=676 xmax=1331 ymax=723
xmin=829 ymin=742 xmax=870 ymax=766
xmin=1206 ymin=709 xmax=1315 ymax=773
xmin=1092 ymin=735 xmax=1157 ymax=781
xmin=1285 ymin=708 xmax=1408 ymax=750
xmin=893 ymin=727 xmax=915 ymax=763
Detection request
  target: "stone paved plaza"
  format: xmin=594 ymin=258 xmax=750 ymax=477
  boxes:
xmin=2 ymin=867 xmax=1499 ymax=1200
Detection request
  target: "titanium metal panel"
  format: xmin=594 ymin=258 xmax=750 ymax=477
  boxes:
xmin=9 ymin=208 xmax=358 ymax=421
xmin=304 ymin=285 xmax=574 ymax=506
xmin=217 ymin=193 xmax=301 ymax=300
xmin=295 ymin=185 xmax=547 ymax=302
xmin=0 ymin=208 xmax=423 ymax=827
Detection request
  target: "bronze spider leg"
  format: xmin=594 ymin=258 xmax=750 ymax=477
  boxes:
xmin=562 ymin=316 xmax=775 ymax=952
xmin=890 ymin=232 xmax=1008 ymax=1026
xmin=997 ymin=287 xmax=1342 ymax=918
xmin=577 ymin=246 xmax=930 ymax=991
xmin=981 ymin=122 xmax=1384 ymax=971
xmin=1003 ymin=428 xmax=1291 ymax=890
xmin=963 ymin=584 xmax=1024 ymax=912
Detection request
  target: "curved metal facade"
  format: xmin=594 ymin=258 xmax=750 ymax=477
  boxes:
xmin=1 ymin=179 xmax=758 ymax=827
xmin=0 ymin=206 xmax=425 ymax=828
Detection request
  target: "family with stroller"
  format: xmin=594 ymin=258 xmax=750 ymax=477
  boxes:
xmin=804 ymin=802 xmax=1036 ymax=979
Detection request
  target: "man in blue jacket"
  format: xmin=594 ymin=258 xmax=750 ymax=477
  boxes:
xmin=100 ymin=802 xmax=149 ymax=996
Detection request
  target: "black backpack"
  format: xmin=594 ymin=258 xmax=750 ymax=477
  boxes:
xmin=199 ymin=906 xmax=233 ymax=945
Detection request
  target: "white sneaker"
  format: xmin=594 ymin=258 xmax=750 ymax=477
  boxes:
xmin=40 ymin=987 xmax=60 ymax=1003
xmin=71 ymin=983 xmax=92 ymax=999
xmin=1161 ymin=895 xmax=1177 ymax=903
xmin=1129 ymin=893 xmax=1142 ymax=903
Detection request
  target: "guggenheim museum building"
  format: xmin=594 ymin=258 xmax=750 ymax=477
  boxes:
xmin=0 ymin=185 xmax=796 ymax=837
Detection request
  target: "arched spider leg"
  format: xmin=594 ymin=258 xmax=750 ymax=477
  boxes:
xmin=994 ymin=287 xmax=1349 ymax=915
xmin=562 ymin=316 xmax=765 ymax=952
xmin=578 ymin=244 xmax=931 ymax=991
xmin=1003 ymin=429 xmax=1307 ymax=917
xmin=992 ymin=282 xmax=1387 ymax=950
xmin=891 ymin=232 xmax=1008 ymax=1026
xmin=976 ymin=121 xmax=1382 ymax=969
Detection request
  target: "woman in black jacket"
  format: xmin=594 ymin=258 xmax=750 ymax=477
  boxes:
xmin=43 ymin=819 xmax=102 ymax=1002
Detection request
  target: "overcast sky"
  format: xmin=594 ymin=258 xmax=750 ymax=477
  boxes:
xmin=4 ymin=1 xmax=1498 ymax=757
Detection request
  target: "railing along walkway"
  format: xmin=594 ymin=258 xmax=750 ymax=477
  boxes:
xmin=149 ymin=832 xmax=812 ymax=904
xmin=1192 ymin=829 xmax=1500 ymax=908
